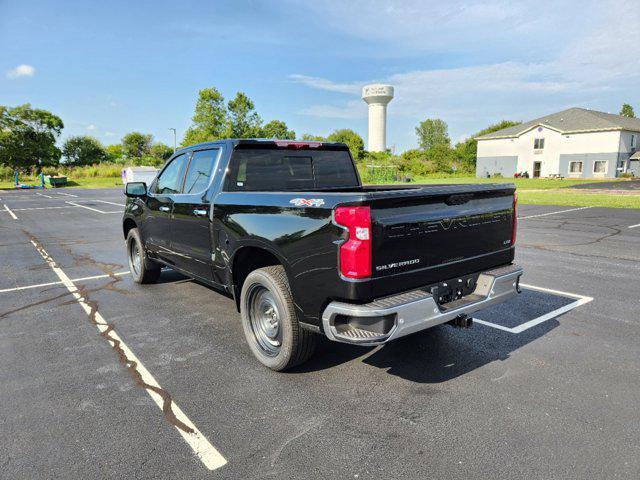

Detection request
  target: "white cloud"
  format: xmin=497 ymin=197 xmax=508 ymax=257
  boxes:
xmin=6 ymin=64 xmax=35 ymax=79
xmin=289 ymin=0 xmax=582 ymax=54
xmin=289 ymin=75 xmax=361 ymax=95
xmin=104 ymin=131 xmax=115 ymax=137
xmin=299 ymin=100 xmax=366 ymax=119
xmin=292 ymin=0 xmax=640 ymax=133
xmin=86 ymin=124 xmax=97 ymax=131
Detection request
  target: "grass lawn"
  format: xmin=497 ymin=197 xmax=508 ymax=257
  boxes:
xmin=0 ymin=176 xmax=123 ymax=189
xmin=381 ymin=176 xmax=640 ymax=209
xmin=517 ymin=191 xmax=640 ymax=209
xmin=407 ymin=176 xmax=628 ymax=190
xmin=2 ymin=174 xmax=638 ymax=209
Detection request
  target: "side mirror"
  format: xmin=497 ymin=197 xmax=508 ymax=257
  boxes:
xmin=125 ymin=182 xmax=147 ymax=197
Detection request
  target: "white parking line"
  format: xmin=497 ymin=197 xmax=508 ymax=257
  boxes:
xmin=65 ymin=201 xmax=105 ymax=213
xmin=518 ymin=206 xmax=592 ymax=220
xmin=0 ymin=271 xmax=131 ymax=294
xmin=56 ymin=191 xmax=78 ymax=197
xmin=473 ymin=283 xmax=593 ymax=334
xmin=36 ymin=192 xmax=53 ymax=199
xmin=13 ymin=206 xmax=79 ymax=212
xmin=3 ymin=204 xmax=18 ymax=220
xmin=65 ymin=201 xmax=120 ymax=214
xmin=628 ymin=223 xmax=640 ymax=229
xmin=92 ymin=199 xmax=125 ymax=207
xmin=27 ymin=237 xmax=227 ymax=470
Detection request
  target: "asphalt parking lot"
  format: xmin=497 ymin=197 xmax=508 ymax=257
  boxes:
xmin=1 ymin=188 xmax=639 ymax=479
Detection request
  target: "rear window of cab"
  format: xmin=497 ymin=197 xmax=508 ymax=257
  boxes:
xmin=225 ymin=148 xmax=358 ymax=191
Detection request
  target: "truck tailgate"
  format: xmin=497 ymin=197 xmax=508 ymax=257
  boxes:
xmin=369 ymin=184 xmax=516 ymax=281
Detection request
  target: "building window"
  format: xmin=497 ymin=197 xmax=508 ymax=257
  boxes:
xmin=632 ymin=134 xmax=636 ymax=149
xmin=534 ymin=138 xmax=545 ymax=149
xmin=569 ymin=161 xmax=583 ymax=174
xmin=593 ymin=161 xmax=607 ymax=174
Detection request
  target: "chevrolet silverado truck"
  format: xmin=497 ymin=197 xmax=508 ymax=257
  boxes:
xmin=123 ymin=139 xmax=522 ymax=370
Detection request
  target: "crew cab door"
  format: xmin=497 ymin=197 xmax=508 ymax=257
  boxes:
xmin=144 ymin=152 xmax=189 ymax=263
xmin=170 ymin=148 xmax=221 ymax=282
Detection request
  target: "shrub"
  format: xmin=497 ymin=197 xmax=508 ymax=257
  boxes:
xmin=0 ymin=164 xmax=13 ymax=181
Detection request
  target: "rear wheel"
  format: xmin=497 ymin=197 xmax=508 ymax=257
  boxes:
xmin=240 ymin=265 xmax=317 ymax=371
xmin=126 ymin=228 xmax=161 ymax=284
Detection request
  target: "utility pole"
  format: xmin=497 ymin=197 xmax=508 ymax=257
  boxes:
xmin=168 ymin=128 xmax=177 ymax=152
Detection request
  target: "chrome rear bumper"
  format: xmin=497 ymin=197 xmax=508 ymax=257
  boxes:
xmin=322 ymin=264 xmax=523 ymax=345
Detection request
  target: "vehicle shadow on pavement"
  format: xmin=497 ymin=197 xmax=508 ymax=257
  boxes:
xmin=296 ymin=288 xmax=575 ymax=381
xmin=361 ymin=320 xmax=558 ymax=383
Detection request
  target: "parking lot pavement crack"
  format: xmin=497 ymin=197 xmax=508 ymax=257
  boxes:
xmin=268 ymin=417 xmax=325 ymax=469
xmin=0 ymin=289 xmax=76 ymax=320
xmin=22 ymin=229 xmax=196 ymax=435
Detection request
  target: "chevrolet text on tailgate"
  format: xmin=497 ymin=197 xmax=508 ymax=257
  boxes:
xmin=123 ymin=139 xmax=522 ymax=371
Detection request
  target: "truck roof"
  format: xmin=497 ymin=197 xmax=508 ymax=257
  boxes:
xmin=175 ymin=138 xmax=349 ymax=154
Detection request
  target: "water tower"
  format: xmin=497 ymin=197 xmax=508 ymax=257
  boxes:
xmin=362 ymin=84 xmax=394 ymax=152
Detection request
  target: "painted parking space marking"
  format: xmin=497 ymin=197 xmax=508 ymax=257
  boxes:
xmin=0 ymin=271 xmax=131 ymax=294
xmin=628 ymin=223 xmax=640 ymax=229
xmin=518 ymin=206 xmax=592 ymax=220
xmin=92 ymin=199 xmax=126 ymax=207
xmin=65 ymin=201 xmax=120 ymax=214
xmin=36 ymin=192 xmax=53 ymax=198
xmin=55 ymin=191 xmax=78 ymax=197
xmin=473 ymin=283 xmax=593 ymax=334
xmin=26 ymin=235 xmax=227 ymax=471
xmin=3 ymin=204 xmax=18 ymax=220
xmin=12 ymin=205 xmax=79 ymax=212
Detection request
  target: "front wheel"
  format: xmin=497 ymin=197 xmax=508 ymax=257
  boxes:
xmin=126 ymin=228 xmax=161 ymax=284
xmin=240 ymin=265 xmax=317 ymax=371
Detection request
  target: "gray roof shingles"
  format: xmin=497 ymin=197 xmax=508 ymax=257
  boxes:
xmin=476 ymin=107 xmax=640 ymax=140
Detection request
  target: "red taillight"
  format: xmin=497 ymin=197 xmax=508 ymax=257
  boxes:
xmin=512 ymin=192 xmax=518 ymax=246
xmin=334 ymin=206 xmax=372 ymax=279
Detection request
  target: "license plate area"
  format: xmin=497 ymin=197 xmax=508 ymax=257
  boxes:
xmin=421 ymin=272 xmax=481 ymax=306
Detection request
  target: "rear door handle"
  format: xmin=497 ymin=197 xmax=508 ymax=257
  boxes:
xmin=193 ymin=209 xmax=208 ymax=217
xmin=159 ymin=206 xmax=171 ymax=212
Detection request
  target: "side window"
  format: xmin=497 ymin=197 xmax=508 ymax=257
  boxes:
xmin=154 ymin=154 xmax=188 ymax=194
xmin=182 ymin=149 xmax=218 ymax=194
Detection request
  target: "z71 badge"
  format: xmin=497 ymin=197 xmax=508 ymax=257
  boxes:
xmin=290 ymin=198 xmax=325 ymax=207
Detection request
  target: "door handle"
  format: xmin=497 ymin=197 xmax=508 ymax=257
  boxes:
xmin=193 ymin=209 xmax=208 ymax=217
xmin=159 ymin=206 xmax=171 ymax=212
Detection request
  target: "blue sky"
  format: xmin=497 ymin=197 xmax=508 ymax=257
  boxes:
xmin=2 ymin=0 xmax=639 ymax=151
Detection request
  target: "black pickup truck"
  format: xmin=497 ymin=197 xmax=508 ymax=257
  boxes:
xmin=123 ymin=139 xmax=522 ymax=370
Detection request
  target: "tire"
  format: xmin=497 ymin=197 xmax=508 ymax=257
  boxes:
xmin=126 ymin=228 xmax=161 ymax=284
xmin=240 ymin=265 xmax=317 ymax=371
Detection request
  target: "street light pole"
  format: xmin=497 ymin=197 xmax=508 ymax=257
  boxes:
xmin=168 ymin=128 xmax=177 ymax=152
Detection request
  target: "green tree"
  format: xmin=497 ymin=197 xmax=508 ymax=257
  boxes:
xmin=0 ymin=104 xmax=64 ymax=168
xmin=425 ymin=144 xmax=456 ymax=172
xmin=454 ymin=120 xmax=521 ymax=166
xmin=261 ymin=120 xmax=295 ymax=139
xmin=122 ymin=132 xmax=153 ymax=158
xmin=620 ymin=103 xmax=635 ymax=118
xmin=62 ymin=136 xmax=107 ymax=166
xmin=227 ymin=92 xmax=262 ymax=138
xmin=182 ymin=87 xmax=228 ymax=146
xmin=300 ymin=133 xmax=326 ymax=141
xmin=415 ymin=118 xmax=450 ymax=150
xmin=150 ymin=142 xmax=174 ymax=161
xmin=327 ymin=128 xmax=365 ymax=161
xmin=105 ymin=144 xmax=124 ymax=162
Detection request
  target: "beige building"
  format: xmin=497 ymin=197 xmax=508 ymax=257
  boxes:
xmin=476 ymin=108 xmax=640 ymax=178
